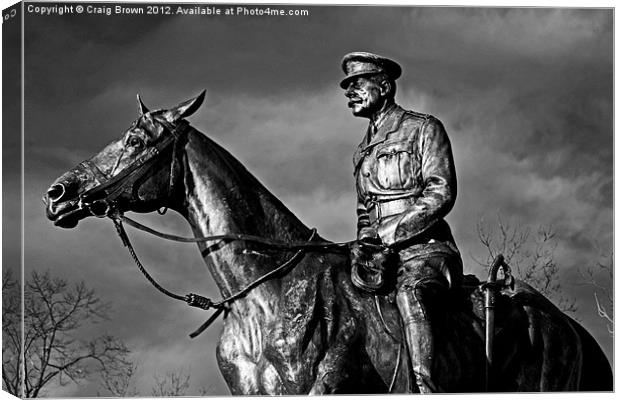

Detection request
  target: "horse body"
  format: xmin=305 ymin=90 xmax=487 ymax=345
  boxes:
xmin=43 ymin=92 xmax=612 ymax=394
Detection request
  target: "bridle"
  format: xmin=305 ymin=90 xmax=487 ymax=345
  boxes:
xmin=76 ymin=117 xmax=188 ymax=218
xmin=73 ymin=116 xmax=358 ymax=338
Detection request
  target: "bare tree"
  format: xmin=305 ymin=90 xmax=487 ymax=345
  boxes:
xmin=99 ymin=357 xmax=139 ymax=397
xmin=98 ymin=359 xmax=216 ymax=397
xmin=151 ymin=368 xmax=191 ymax=397
xmin=580 ymin=254 xmax=613 ymax=336
xmin=475 ymin=215 xmax=577 ymax=314
xmin=2 ymin=269 xmax=22 ymax=396
xmin=2 ymin=269 xmax=131 ymax=397
xmin=151 ymin=368 xmax=216 ymax=396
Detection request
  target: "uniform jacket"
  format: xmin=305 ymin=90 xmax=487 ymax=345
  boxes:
xmin=353 ymin=104 xmax=457 ymax=248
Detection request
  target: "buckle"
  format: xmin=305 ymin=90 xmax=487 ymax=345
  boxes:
xmin=78 ymin=197 xmax=115 ymax=218
xmin=368 ymin=203 xmax=380 ymax=223
xmin=367 ymin=195 xmax=419 ymax=223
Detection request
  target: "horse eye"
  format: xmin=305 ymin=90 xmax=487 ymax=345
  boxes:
xmin=128 ymin=136 xmax=144 ymax=149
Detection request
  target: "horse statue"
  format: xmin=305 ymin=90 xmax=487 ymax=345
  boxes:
xmin=43 ymin=91 xmax=612 ymax=394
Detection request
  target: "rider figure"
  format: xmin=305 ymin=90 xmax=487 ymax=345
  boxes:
xmin=341 ymin=52 xmax=463 ymax=393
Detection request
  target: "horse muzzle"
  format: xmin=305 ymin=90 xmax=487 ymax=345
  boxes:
xmin=43 ymin=181 xmax=89 ymax=228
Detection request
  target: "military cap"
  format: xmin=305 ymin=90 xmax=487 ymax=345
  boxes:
xmin=340 ymin=51 xmax=402 ymax=89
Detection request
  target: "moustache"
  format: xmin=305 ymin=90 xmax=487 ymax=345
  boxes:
xmin=347 ymin=97 xmax=363 ymax=107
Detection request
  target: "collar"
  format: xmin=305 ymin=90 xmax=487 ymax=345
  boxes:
xmin=371 ymin=103 xmax=397 ymax=129
xmin=360 ymin=104 xmax=405 ymax=151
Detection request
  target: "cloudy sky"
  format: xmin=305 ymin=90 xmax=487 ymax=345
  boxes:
xmin=3 ymin=3 xmax=613 ymax=396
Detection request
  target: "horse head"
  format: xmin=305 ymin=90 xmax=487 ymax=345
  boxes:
xmin=43 ymin=91 xmax=206 ymax=228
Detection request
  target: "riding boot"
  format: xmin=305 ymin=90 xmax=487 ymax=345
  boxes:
xmin=396 ymin=289 xmax=440 ymax=394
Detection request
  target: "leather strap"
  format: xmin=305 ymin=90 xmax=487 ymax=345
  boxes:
xmin=78 ymin=120 xmax=189 ymax=211
xmin=120 ymin=214 xmax=352 ymax=252
xmin=78 ymin=160 xmax=110 ymax=186
xmin=368 ymin=195 xmax=417 ymax=223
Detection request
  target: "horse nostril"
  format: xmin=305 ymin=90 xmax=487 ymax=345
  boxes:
xmin=46 ymin=184 xmax=67 ymax=203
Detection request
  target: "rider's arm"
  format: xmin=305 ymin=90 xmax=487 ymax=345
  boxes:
xmin=357 ymin=197 xmax=377 ymax=241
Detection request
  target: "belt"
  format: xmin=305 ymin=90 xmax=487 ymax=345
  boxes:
xmin=367 ymin=195 xmax=417 ymax=223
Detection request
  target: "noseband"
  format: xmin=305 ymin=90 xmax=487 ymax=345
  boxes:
xmin=76 ymin=118 xmax=188 ymax=218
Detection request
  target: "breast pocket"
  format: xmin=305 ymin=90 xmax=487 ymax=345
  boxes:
xmin=375 ymin=141 xmax=415 ymax=190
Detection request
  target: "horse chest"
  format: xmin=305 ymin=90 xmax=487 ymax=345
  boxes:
xmin=215 ymin=291 xmax=284 ymax=393
xmin=225 ymin=293 xmax=278 ymax=353
xmin=217 ymin=294 xmax=323 ymax=394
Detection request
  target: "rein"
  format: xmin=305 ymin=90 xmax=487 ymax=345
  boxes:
xmin=111 ymin=213 xmax=327 ymax=338
xmin=120 ymin=214 xmax=354 ymax=252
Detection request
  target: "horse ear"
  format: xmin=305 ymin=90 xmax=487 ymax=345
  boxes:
xmin=163 ymin=90 xmax=206 ymax=122
xmin=137 ymin=94 xmax=150 ymax=115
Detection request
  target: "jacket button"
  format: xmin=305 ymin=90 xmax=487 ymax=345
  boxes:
xmin=363 ymin=171 xmax=370 ymax=177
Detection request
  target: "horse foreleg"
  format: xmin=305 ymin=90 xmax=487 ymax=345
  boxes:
xmin=217 ymin=321 xmax=264 ymax=395
xmin=309 ymin=313 xmax=359 ymax=394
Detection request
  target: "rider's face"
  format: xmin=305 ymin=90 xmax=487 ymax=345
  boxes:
xmin=344 ymin=76 xmax=386 ymax=118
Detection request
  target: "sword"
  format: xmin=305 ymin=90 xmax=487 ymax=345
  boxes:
xmin=483 ymin=254 xmax=512 ymax=391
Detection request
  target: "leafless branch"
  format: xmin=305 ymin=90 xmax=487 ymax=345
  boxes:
xmin=474 ymin=215 xmax=577 ymax=315
xmin=594 ymin=293 xmax=613 ymax=335
xmin=2 ymin=270 xmax=130 ymax=397
xmin=151 ymin=368 xmax=192 ymax=397
xmin=99 ymin=355 xmax=139 ymax=397
xmin=579 ymin=253 xmax=613 ymax=336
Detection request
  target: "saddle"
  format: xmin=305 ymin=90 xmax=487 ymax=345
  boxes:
xmin=366 ymin=272 xmax=526 ymax=392
xmin=372 ymin=273 xmax=524 ymax=351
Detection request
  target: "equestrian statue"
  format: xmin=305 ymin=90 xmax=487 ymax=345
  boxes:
xmin=43 ymin=55 xmax=612 ymax=394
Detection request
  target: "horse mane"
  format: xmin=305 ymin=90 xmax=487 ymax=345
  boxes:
xmin=187 ymin=127 xmax=315 ymax=241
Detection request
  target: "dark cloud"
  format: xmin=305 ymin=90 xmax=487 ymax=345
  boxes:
xmin=18 ymin=5 xmax=613 ymax=396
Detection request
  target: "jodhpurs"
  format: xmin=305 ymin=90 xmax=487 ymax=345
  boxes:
xmin=394 ymin=244 xmax=461 ymax=393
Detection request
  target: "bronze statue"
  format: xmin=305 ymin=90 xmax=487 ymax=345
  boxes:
xmin=342 ymin=51 xmax=462 ymax=393
xmin=43 ymin=92 xmax=611 ymax=394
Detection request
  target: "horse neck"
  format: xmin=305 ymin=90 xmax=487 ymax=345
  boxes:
xmin=174 ymin=129 xmax=313 ymax=298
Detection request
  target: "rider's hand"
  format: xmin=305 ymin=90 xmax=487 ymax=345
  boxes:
xmin=350 ymin=241 xmax=367 ymax=267
xmin=351 ymin=230 xmax=383 ymax=265
xmin=350 ymin=232 xmax=389 ymax=292
xmin=357 ymin=225 xmax=379 ymax=242
xmin=358 ymin=234 xmax=384 ymax=252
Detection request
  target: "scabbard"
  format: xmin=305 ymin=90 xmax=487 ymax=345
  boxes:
xmin=484 ymin=254 xmax=504 ymax=391
xmin=485 ymin=288 xmax=495 ymax=390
